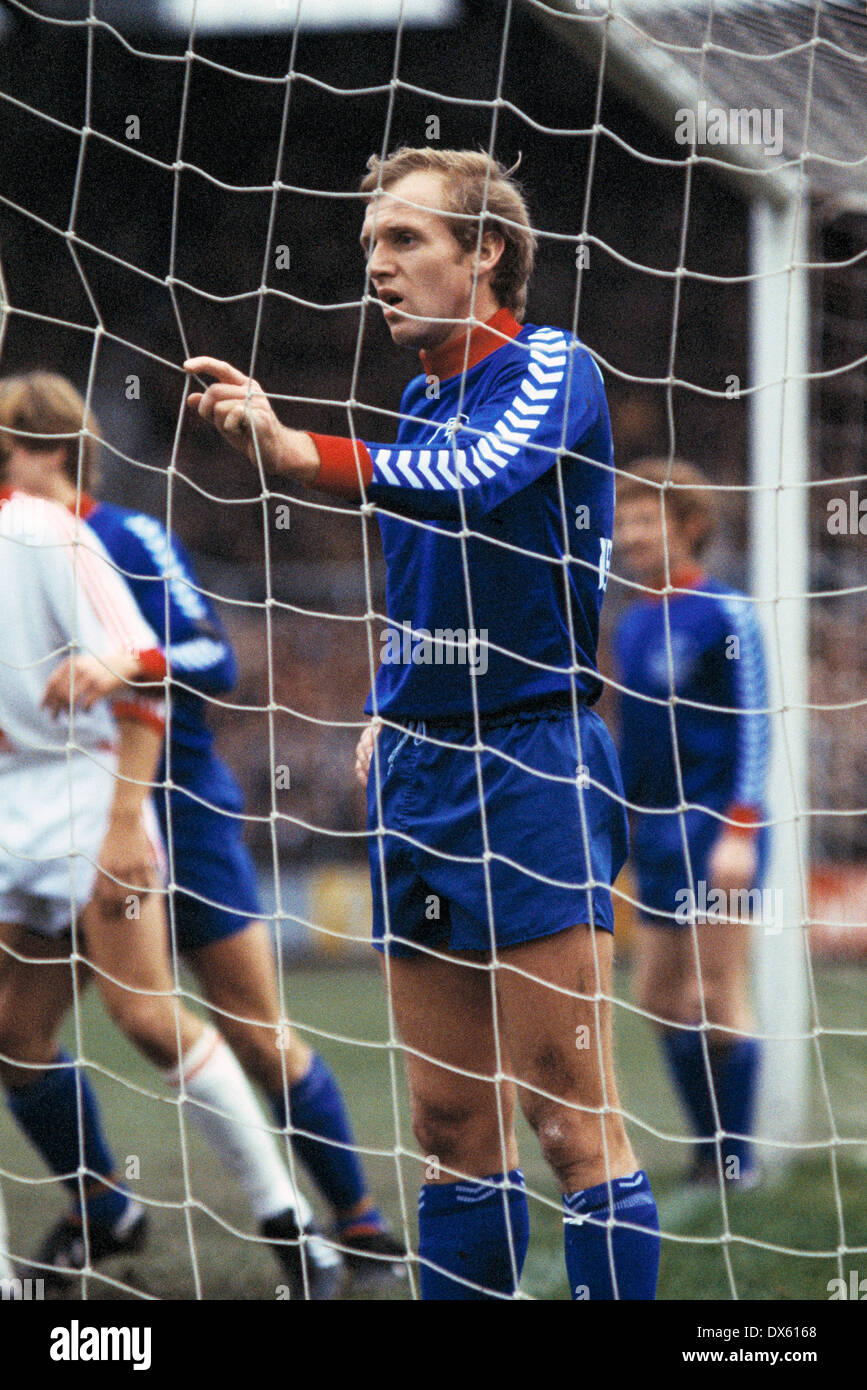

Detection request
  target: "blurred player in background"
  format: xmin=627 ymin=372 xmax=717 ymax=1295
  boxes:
xmin=612 ymin=458 xmax=770 ymax=1187
xmin=0 ymin=409 xmax=343 ymax=1299
xmin=185 ymin=147 xmax=661 ymax=1300
xmin=0 ymin=372 xmax=404 ymax=1289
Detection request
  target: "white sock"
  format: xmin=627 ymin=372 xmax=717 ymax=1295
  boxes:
xmin=0 ymin=1184 xmax=13 ymax=1281
xmin=162 ymin=1026 xmax=313 ymax=1226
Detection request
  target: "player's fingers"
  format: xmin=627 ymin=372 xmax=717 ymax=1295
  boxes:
xmin=196 ymin=382 xmax=266 ymax=405
xmin=215 ymin=401 xmax=249 ymax=436
xmin=41 ymin=675 xmax=68 ymax=715
xmin=195 ymin=383 xmax=243 ymax=423
xmin=183 ymin=357 xmax=250 ymax=386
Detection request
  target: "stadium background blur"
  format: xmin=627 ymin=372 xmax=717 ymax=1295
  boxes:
xmin=0 ymin=0 xmax=864 ymax=1299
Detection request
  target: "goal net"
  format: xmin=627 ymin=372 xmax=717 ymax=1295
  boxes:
xmin=0 ymin=0 xmax=864 ymax=1301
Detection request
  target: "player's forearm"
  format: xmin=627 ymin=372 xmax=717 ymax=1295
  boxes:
xmin=276 ymin=428 xmax=322 ymax=483
xmin=110 ymin=716 xmax=162 ymax=821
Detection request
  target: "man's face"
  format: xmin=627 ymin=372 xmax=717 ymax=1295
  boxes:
xmin=360 ymin=171 xmax=495 ymax=353
xmin=615 ymin=495 xmax=691 ymax=588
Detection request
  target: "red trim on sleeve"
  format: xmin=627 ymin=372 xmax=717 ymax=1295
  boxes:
xmin=135 ymin=647 xmax=167 ymax=681
xmin=112 ymin=699 xmax=166 ymax=734
xmin=726 ymin=804 xmax=761 ymax=837
xmin=309 ymin=435 xmax=374 ymax=497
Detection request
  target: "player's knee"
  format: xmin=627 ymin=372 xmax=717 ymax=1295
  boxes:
xmin=537 ymin=1106 xmax=604 ymax=1187
xmin=0 ymin=1028 xmax=39 ymax=1079
xmin=221 ymin=1016 xmax=294 ymax=1088
xmin=0 ymin=1007 xmax=56 ymax=1076
xmin=533 ymin=1104 xmax=629 ymax=1189
xmin=412 ymin=1095 xmax=490 ymax=1167
xmin=636 ymin=973 xmax=691 ymax=1027
xmin=103 ymin=989 xmax=175 ymax=1063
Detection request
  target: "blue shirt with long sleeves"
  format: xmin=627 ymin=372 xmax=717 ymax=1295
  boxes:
xmin=360 ymin=321 xmax=616 ymax=718
xmin=613 ymin=575 xmax=770 ymax=819
xmin=83 ymin=501 xmax=237 ymax=783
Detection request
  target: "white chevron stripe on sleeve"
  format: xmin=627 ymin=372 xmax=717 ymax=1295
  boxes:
xmin=477 ymin=437 xmax=511 ymax=470
xmin=436 ymin=450 xmax=461 ymax=486
xmin=510 ymin=397 xmax=548 ymax=418
xmin=468 ymin=447 xmax=496 ymax=479
xmin=530 ymin=350 xmax=567 ymax=367
xmin=456 ymin=455 xmax=480 ymax=485
xmin=494 ymin=420 xmax=530 ymax=445
xmin=395 ymin=449 xmax=423 ymax=487
xmin=528 ymin=362 xmax=565 ymax=386
xmin=374 ymin=448 xmax=401 ymax=485
xmin=520 ymin=380 xmax=559 ymax=401
xmin=505 ymin=408 xmax=540 ymax=431
xmin=416 ymin=449 xmax=444 ymax=489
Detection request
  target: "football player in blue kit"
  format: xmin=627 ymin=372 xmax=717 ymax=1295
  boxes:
xmin=612 ymin=458 xmax=770 ymax=1187
xmin=186 ymin=147 xmax=661 ymax=1300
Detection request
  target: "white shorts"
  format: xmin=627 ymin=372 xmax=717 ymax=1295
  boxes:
xmin=0 ymin=751 xmax=162 ymax=938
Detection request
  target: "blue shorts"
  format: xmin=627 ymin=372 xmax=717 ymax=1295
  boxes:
xmin=631 ymin=807 xmax=771 ymax=928
xmin=154 ymin=760 xmax=262 ymax=954
xmin=367 ymin=700 xmax=629 ymax=958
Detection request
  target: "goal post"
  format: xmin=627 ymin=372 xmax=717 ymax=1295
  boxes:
xmin=748 ymin=192 xmax=811 ymax=1163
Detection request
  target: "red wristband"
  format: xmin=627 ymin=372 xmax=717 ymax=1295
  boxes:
xmin=309 ymin=434 xmax=373 ymax=497
xmin=726 ymin=804 xmax=761 ymax=837
xmin=134 ymin=647 xmax=167 ymax=681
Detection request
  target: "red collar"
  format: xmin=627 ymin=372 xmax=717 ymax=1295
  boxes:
xmin=644 ymin=564 xmax=707 ymax=601
xmin=0 ymin=486 xmax=97 ymax=518
xmin=71 ymin=492 xmax=98 ymax=519
xmin=419 ymin=307 xmax=521 ymax=382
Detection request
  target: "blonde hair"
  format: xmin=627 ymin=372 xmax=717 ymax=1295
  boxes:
xmin=0 ymin=371 xmax=101 ymax=493
xmin=360 ymin=147 xmax=537 ymax=320
xmin=618 ymin=457 xmax=718 ymax=556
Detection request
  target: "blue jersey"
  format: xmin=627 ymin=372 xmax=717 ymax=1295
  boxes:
xmin=613 ymin=572 xmax=770 ymax=819
xmin=346 ymin=317 xmax=616 ymax=718
xmin=82 ymin=499 xmax=237 ymax=775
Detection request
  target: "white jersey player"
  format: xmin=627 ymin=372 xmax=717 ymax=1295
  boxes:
xmin=0 ymin=485 xmax=165 ymax=930
xmin=0 ymin=485 xmax=341 ymax=1297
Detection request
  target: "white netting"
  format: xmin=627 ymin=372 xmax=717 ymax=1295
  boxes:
xmin=0 ymin=0 xmax=864 ymax=1301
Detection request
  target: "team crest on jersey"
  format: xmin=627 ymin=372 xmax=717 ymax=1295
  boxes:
xmin=427 ymin=413 xmax=469 ymax=444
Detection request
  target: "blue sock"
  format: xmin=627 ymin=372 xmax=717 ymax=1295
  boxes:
xmin=563 ymin=1170 xmax=659 ymax=1300
xmin=661 ymin=1030 xmax=761 ymax=1175
xmin=272 ymin=1054 xmax=371 ymax=1220
xmin=6 ymin=1051 xmax=128 ymax=1226
xmin=709 ymin=1037 xmax=761 ymax=1177
xmin=418 ymin=1170 xmax=529 ymax=1300
xmin=661 ymin=1028 xmax=718 ymax=1165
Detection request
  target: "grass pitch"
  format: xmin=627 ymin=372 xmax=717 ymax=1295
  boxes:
xmin=1 ymin=961 xmax=864 ymax=1300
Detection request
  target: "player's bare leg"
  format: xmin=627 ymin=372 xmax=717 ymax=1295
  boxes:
xmin=82 ymin=896 xmax=342 ymax=1296
xmin=0 ymin=923 xmax=78 ymax=1088
xmin=385 ymin=947 xmax=518 ymax=1179
xmin=185 ymin=922 xmax=311 ymax=1089
xmin=83 ymin=892 xmax=199 ymax=1069
xmin=0 ymin=922 xmax=149 ymax=1284
xmin=385 ymin=947 xmax=526 ymax=1298
xmin=188 ymin=921 xmax=405 ymax=1281
xmin=495 ymin=924 xmax=635 ymax=1192
xmin=495 ymin=922 xmax=659 ymax=1299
